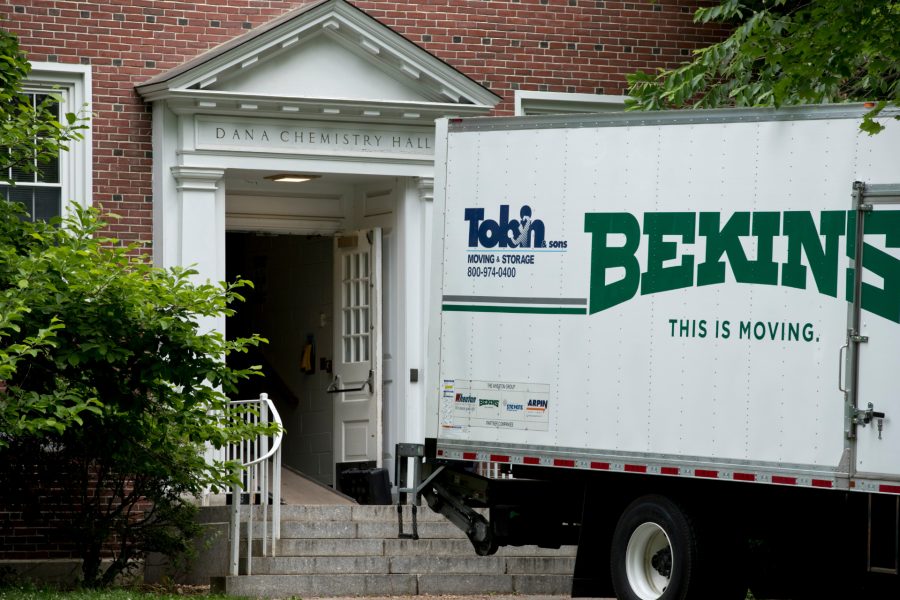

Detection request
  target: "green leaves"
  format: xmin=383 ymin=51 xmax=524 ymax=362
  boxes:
xmin=627 ymin=0 xmax=900 ymax=133
xmin=0 ymin=201 xmax=274 ymax=585
xmin=0 ymin=199 xmax=274 ymax=466
xmin=0 ymin=29 xmax=275 ymax=586
xmin=0 ymin=29 xmax=88 ymax=186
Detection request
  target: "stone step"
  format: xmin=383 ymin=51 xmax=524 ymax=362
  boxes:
xmin=202 ymin=503 xmax=455 ymax=524
xmin=273 ymin=519 xmax=465 ymax=540
xmin=271 ymin=537 xmax=577 ymax=558
xmin=251 ymin=554 xmax=575 ymax=575
xmin=221 ymin=573 xmax=573 ymax=598
xmin=384 ymin=539 xmax=577 ymax=557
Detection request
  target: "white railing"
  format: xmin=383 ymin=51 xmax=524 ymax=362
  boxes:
xmin=224 ymin=393 xmax=283 ymax=576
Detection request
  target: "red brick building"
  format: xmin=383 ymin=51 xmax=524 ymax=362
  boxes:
xmin=2 ymin=0 xmax=723 ymax=245
xmin=1 ymin=0 xmax=724 ymax=566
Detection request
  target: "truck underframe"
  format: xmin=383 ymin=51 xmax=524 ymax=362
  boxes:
xmin=398 ymin=441 xmax=900 ymax=600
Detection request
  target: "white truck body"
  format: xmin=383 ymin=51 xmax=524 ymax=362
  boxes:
xmin=426 ymin=105 xmax=900 ymax=495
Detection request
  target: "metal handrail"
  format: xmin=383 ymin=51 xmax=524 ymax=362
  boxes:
xmin=230 ymin=396 xmax=284 ymax=466
xmin=227 ymin=393 xmax=283 ymax=577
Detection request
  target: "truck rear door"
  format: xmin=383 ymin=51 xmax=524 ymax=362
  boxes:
xmin=848 ymin=182 xmax=900 ymax=481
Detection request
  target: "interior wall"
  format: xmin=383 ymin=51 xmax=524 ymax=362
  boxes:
xmin=226 ymin=232 xmax=336 ymax=486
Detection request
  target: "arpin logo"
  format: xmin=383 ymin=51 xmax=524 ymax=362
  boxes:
xmin=527 ymin=398 xmax=548 ymax=412
xmin=465 ymin=205 xmax=546 ymax=249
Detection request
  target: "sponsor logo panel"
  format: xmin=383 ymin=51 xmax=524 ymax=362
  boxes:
xmin=440 ymin=379 xmax=550 ymax=432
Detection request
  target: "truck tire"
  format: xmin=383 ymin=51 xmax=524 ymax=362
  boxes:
xmin=610 ymin=494 xmax=741 ymax=600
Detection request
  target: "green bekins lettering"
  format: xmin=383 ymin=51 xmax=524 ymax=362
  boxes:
xmin=847 ymin=210 xmax=900 ymax=323
xmin=584 ymin=213 xmax=641 ymax=314
xmin=584 ymin=210 xmax=900 ymax=323
xmin=642 ymin=213 xmax=695 ymax=295
xmin=697 ymin=212 xmax=779 ymax=286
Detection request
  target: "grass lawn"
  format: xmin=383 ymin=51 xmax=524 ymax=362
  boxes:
xmin=0 ymin=588 xmax=242 ymax=600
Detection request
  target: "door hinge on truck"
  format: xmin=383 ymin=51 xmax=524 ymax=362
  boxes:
xmin=852 ymin=402 xmax=886 ymax=439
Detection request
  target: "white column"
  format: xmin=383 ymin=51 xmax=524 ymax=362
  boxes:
xmin=416 ymin=178 xmax=434 ymax=445
xmin=171 ymin=166 xmax=226 ymax=334
xmin=397 ymin=177 xmax=434 ymax=455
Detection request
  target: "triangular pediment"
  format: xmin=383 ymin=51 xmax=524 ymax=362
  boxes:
xmin=210 ymin=33 xmax=429 ymax=102
xmin=137 ymin=0 xmax=499 ymax=120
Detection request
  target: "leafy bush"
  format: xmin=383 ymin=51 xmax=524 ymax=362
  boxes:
xmin=0 ymin=202 xmax=271 ymax=587
xmin=0 ymin=26 xmax=272 ymax=586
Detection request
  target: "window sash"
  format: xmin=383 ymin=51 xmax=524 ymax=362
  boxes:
xmin=2 ymin=92 xmax=64 ymax=221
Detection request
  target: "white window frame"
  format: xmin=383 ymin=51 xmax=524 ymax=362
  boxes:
xmin=24 ymin=63 xmax=92 ymax=213
xmin=514 ymin=90 xmax=628 ymax=116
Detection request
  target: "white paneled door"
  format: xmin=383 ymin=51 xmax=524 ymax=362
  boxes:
xmin=332 ymin=229 xmax=383 ymax=476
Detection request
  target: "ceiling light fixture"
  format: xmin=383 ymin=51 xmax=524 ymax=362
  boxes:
xmin=265 ymin=174 xmax=320 ymax=183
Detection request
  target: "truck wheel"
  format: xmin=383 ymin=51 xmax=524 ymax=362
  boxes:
xmin=610 ymin=495 xmax=697 ymax=600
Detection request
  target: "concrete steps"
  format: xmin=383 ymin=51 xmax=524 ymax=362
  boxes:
xmin=222 ymin=504 xmax=576 ymax=597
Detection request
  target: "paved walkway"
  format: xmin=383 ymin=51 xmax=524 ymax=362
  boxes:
xmin=280 ymin=466 xmax=356 ymax=505
xmin=303 ymin=596 xmax=608 ymax=600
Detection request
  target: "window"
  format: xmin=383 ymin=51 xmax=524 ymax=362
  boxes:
xmin=0 ymin=92 xmax=64 ymax=221
xmin=342 ymin=249 xmax=371 ymax=364
xmin=514 ymin=91 xmax=628 ymax=116
xmin=0 ymin=64 xmax=92 ymax=220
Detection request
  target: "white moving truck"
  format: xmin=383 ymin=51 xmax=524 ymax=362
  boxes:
xmin=397 ymin=105 xmax=900 ymax=600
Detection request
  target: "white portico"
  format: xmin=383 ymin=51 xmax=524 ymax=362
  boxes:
xmin=137 ymin=0 xmax=499 ymax=486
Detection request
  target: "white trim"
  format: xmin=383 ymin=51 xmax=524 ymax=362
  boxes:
xmin=514 ymin=90 xmax=627 ymax=116
xmin=27 ymin=63 xmax=92 ymax=213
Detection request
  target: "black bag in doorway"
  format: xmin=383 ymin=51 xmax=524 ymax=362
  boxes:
xmin=338 ymin=467 xmax=391 ymax=505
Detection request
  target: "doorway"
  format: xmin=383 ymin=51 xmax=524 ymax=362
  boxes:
xmin=226 ymin=231 xmax=337 ymax=486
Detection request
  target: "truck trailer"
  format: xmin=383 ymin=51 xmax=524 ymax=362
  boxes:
xmin=397 ymin=105 xmax=900 ymax=600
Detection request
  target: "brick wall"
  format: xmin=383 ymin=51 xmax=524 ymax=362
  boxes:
xmin=356 ymin=0 xmax=726 ymax=113
xmin=0 ymin=446 xmax=153 ymax=562
xmin=1 ymin=0 xmax=725 ymax=247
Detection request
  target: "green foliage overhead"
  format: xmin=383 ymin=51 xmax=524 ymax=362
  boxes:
xmin=627 ymin=0 xmax=900 ymax=133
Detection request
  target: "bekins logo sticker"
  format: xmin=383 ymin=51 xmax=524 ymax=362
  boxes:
xmin=465 ymin=205 xmax=546 ymax=249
